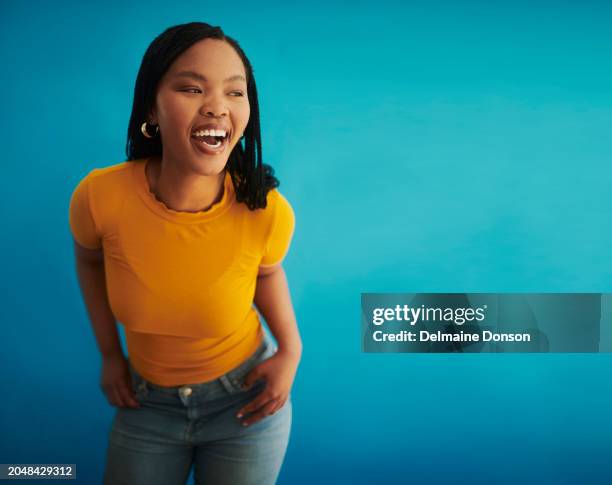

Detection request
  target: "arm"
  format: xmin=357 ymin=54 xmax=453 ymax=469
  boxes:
xmin=73 ymin=239 xmax=139 ymax=408
xmin=254 ymin=263 xmax=302 ymax=361
xmin=73 ymin=240 xmax=122 ymax=358
xmin=236 ymin=263 xmax=302 ymax=426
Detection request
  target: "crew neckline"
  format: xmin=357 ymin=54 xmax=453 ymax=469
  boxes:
xmin=132 ymin=157 xmax=235 ymax=224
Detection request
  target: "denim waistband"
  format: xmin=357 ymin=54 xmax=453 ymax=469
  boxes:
xmin=128 ymin=331 xmax=276 ymax=394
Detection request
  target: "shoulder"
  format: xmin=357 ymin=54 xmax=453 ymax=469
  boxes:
xmin=72 ymin=161 xmax=134 ymax=199
xmin=233 ymin=186 xmax=296 ymax=247
xmin=78 ymin=160 xmax=134 ymax=187
xmin=256 ymin=187 xmax=296 ymax=268
xmin=70 ymin=160 xmax=139 ymax=233
xmin=74 ymin=160 xmax=139 ymax=210
xmin=237 ymin=186 xmax=294 ymax=223
xmin=247 ymin=187 xmax=295 ymax=236
xmin=263 ymin=187 xmax=294 ymax=219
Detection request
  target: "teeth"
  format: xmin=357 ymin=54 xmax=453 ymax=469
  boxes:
xmin=192 ymin=128 xmax=227 ymax=137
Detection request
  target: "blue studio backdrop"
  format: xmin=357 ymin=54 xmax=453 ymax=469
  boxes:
xmin=1 ymin=1 xmax=611 ymax=484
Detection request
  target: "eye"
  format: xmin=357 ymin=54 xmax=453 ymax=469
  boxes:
xmin=181 ymin=88 xmax=202 ymax=94
xmin=229 ymin=91 xmax=245 ymax=97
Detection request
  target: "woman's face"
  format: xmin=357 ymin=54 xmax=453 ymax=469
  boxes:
xmin=150 ymin=38 xmax=250 ymax=175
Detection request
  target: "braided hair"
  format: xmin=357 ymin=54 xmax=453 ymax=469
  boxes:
xmin=126 ymin=22 xmax=279 ymax=210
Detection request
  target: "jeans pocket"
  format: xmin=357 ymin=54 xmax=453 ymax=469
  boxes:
xmin=128 ymin=363 xmax=149 ymax=402
xmin=220 ymin=334 xmax=276 ymax=394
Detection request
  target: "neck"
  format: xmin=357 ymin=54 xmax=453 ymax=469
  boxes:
xmin=146 ymin=157 xmax=225 ymax=213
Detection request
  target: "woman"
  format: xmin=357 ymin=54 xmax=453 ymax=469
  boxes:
xmin=69 ymin=22 xmax=301 ymax=485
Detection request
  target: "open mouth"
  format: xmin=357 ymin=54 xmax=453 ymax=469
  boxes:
xmin=191 ymin=129 xmax=230 ymax=149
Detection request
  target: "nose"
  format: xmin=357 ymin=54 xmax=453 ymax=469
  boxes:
xmin=199 ymin=92 xmax=228 ymax=118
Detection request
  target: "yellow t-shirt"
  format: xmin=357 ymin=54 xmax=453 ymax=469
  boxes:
xmin=68 ymin=158 xmax=295 ymax=386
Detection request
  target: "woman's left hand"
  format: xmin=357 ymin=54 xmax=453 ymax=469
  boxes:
xmin=236 ymin=349 xmax=300 ymax=427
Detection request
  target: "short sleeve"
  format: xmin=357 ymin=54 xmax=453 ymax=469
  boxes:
xmin=260 ymin=192 xmax=295 ymax=267
xmin=69 ymin=173 xmax=102 ymax=249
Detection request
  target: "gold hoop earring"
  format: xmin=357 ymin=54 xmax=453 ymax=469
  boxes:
xmin=141 ymin=122 xmax=159 ymax=138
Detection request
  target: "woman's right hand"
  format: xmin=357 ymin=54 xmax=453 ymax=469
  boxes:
xmin=101 ymin=353 xmax=141 ymax=408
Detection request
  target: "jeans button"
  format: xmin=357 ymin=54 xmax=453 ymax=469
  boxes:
xmin=180 ymin=387 xmax=192 ymax=397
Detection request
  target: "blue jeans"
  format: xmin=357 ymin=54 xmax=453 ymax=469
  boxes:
xmin=103 ymin=332 xmax=292 ymax=485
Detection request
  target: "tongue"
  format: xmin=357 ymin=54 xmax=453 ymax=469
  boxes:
xmin=202 ymin=135 xmax=218 ymax=145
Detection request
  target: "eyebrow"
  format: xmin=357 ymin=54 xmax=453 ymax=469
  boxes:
xmin=174 ymin=70 xmax=247 ymax=83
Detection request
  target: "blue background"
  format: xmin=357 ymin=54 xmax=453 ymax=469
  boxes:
xmin=2 ymin=0 xmax=612 ymax=483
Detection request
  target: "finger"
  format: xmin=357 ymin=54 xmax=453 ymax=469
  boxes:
xmin=267 ymin=397 xmax=288 ymax=416
xmin=242 ymin=377 xmax=265 ymax=391
xmin=236 ymin=393 xmax=275 ymax=419
xmin=106 ymin=386 xmax=122 ymax=407
xmin=115 ymin=385 xmax=129 ymax=408
xmin=241 ymin=400 xmax=278 ymax=427
xmin=268 ymin=399 xmax=286 ymax=415
xmin=118 ymin=383 xmax=141 ymax=408
xmin=242 ymin=368 xmax=263 ymax=389
xmin=123 ymin=378 xmax=142 ymax=407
